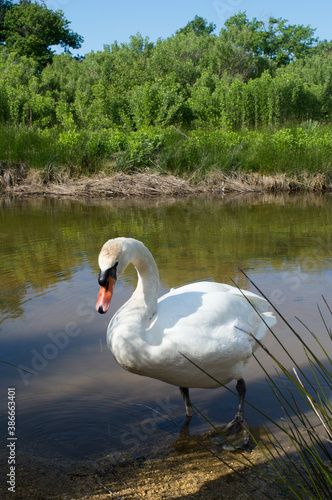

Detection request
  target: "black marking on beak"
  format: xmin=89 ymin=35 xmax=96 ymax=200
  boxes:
xmin=98 ymin=305 xmax=105 ymax=314
xmin=98 ymin=263 xmax=118 ymax=289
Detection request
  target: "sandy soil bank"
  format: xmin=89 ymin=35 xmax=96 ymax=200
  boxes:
xmin=0 ymin=430 xmax=289 ymax=499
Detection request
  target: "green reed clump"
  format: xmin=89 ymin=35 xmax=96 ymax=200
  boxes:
xmin=117 ymin=126 xmax=165 ymax=171
xmin=243 ymin=125 xmax=332 ymax=174
xmin=0 ymin=125 xmax=57 ymax=170
xmin=159 ymin=125 xmax=332 ymax=178
xmin=254 ymin=305 xmax=331 ymax=498
xmin=180 ymin=279 xmax=331 ymax=499
xmin=159 ymin=127 xmax=244 ymax=176
xmin=1 ymin=123 xmax=332 ymax=182
xmin=236 ymin=278 xmax=332 ymax=500
xmin=0 ymin=125 xmax=125 ymax=174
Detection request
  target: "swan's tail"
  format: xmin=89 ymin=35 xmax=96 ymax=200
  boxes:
xmin=236 ymin=288 xmax=277 ymax=344
xmin=256 ymin=310 xmax=277 ymax=342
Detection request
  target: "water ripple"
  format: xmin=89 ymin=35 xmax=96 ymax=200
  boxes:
xmin=6 ymin=392 xmax=178 ymax=462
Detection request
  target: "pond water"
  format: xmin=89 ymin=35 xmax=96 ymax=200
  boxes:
xmin=0 ymin=193 xmax=331 ymax=463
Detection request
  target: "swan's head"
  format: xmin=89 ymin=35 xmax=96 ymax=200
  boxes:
xmin=95 ymin=238 xmax=136 ymax=314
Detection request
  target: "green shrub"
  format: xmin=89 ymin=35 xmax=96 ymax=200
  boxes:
xmin=159 ymin=125 xmax=332 ymax=177
xmin=0 ymin=125 xmax=58 ymax=169
xmin=119 ymin=127 xmax=164 ymax=170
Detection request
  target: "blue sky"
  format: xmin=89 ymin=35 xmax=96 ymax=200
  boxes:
xmin=43 ymin=0 xmax=332 ymax=56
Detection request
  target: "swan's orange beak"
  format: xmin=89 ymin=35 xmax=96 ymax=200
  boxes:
xmin=96 ymin=277 xmax=116 ymax=314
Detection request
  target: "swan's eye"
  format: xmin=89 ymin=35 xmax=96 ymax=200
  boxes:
xmin=98 ymin=263 xmax=118 ymax=288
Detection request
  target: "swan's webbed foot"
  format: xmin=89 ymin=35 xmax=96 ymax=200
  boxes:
xmin=224 ymin=412 xmax=244 ymax=435
xmin=219 ymin=414 xmax=250 ymax=450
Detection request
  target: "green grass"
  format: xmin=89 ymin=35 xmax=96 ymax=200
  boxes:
xmin=243 ymin=277 xmax=332 ymax=499
xmin=1 ymin=123 xmax=332 ymax=182
xmin=183 ymin=280 xmax=332 ymax=499
xmin=159 ymin=124 xmax=332 ymax=177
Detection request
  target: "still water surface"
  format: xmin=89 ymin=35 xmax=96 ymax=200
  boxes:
xmin=0 ymin=193 xmax=331 ymax=462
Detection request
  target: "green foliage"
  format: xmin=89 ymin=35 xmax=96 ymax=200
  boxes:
xmin=0 ymin=124 xmax=60 ymax=169
xmin=0 ymin=0 xmax=12 ymax=43
xmin=149 ymin=31 xmax=212 ymax=87
xmin=120 ymin=127 xmax=164 ymax=170
xmin=222 ymin=12 xmax=317 ymax=68
xmin=1 ymin=0 xmax=83 ymax=68
xmin=217 ymin=12 xmax=272 ymax=80
xmin=0 ymin=47 xmax=39 ymax=125
xmin=176 ymin=15 xmax=216 ymax=36
xmin=159 ymin=125 xmax=332 ymax=177
xmin=189 ymin=70 xmax=323 ymax=128
xmin=264 ymin=16 xmax=318 ymax=65
xmin=107 ymin=34 xmax=154 ymax=92
xmin=0 ymin=124 xmax=164 ymax=172
xmin=0 ymin=10 xmax=331 ymax=176
xmin=128 ymin=75 xmax=186 ymax=128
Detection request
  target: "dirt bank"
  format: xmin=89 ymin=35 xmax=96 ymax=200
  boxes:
xmin=1 ymin=166 xmax=331 ymax=199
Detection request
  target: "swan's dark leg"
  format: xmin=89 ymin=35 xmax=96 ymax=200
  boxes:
xmin=179 ymin=387 xmax=194 ymax=417
xmin=219 ymin=378 xmax=250 ymax=449
xmin=225 ymin=378 xmax=246 ymax=432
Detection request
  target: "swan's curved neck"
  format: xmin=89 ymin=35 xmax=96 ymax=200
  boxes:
xmin=127 ymin=241 xmax=160 ymax=319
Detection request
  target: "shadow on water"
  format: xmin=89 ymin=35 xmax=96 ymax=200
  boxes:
xmin=1 ymin=357 xmax=329 ymax=463
xmin=0 ymin=193 xmax=331 ymax=464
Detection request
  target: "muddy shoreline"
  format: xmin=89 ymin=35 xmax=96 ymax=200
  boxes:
xmin=1 ymin=168 xmax=331 ymax=199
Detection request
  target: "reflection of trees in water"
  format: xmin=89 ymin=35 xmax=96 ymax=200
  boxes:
xmin=0 ymin=195 xmax=331 ymax=319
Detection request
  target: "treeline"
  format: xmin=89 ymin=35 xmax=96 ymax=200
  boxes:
xmin=1 ymin=9 xmax=332 ymax=177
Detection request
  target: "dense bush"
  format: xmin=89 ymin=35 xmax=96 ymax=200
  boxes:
xmin=0 ymin=11 xmax=331 ymax=175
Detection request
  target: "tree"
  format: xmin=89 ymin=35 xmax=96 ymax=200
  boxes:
xmin=222 ymin=12 xmax=317 ymax=68
xmin=1 ymin=0 xmax=83 ymax=68
xmin=107 ymin=34 xmax=155 ymax=91
xmin=217 ymin=12 xmax=271 ymax=80
xmin=212 ymin=12 xmax=318 ymax=81
xmin=176 ymin=15 xmax=216 ymax=36
xmin=0 ymin=0 xmax=12 ymax=43
xmin=263 ymin=17 xmax=318 ymax=65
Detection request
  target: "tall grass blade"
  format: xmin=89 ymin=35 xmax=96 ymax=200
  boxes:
xmin=180 ymin=282 xmax=332 ymax=499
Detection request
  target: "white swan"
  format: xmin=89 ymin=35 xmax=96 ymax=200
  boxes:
xmin=96 ymin=237 xmax=276 ymax=435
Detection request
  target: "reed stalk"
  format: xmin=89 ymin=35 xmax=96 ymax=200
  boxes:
xmin=181 ymin=282 xmax=332 ymax=499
